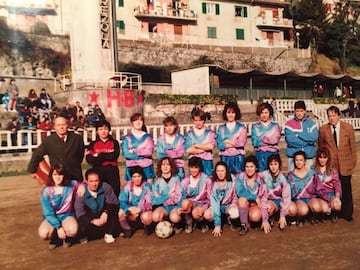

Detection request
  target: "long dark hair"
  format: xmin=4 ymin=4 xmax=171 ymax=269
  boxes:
xmin=46 ymin=163 xmax=71 ymax=186
xmin=156 ymin=157 xmax=178 ymax=178
xmin=315 ymin=147 xmax=332 ymax=175
xmin=211 ymin=161 xmax=232 ymax=182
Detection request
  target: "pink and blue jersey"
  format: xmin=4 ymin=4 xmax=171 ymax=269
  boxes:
xmin=284 ymin=115 xmax=318 ymax=159
xmin=251 ymin=121 xmax=281 ymax=171
xmin=261 ymin=170 xmax=291 ymax=218
xmin=315 ymin=168 xmax=341 ymax=198
xmin=184 ymin=127 xmax=216 ymax=176
xmin=210 ymin=179 xmax=237 ymax=227
xmin=119 ymin=181 xmax=152 ymax=213
xmin=156 ymin=133 xmax=185 ymax=177
xmin=235 ymin=172 xmax=269 ymax=222
xmin=151 ymin=175 xmax=183 ymax=212
xmin=181 ymin=172 xmax=212 ymax=208
xmin=287 ymin=167 xmax=330 ymax=204
xmin=40 ymin=180 xmax=79 ymax=228
xmin=251 ymin=121 xmax=281 ymax=152
xmin=122 ymin=132 xmax=155 ymax=180
xmin=216 ymin=122 xmax=247 ymax=173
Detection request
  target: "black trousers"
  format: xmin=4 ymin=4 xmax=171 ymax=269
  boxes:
xmin=79 ymin=213 xmax=120 ymax=241
xmin=339 ymin=174 xmax=353 ymax=221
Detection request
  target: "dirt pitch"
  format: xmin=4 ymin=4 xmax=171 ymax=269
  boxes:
xmin=1 ymin=149 xmax=360 ymax=270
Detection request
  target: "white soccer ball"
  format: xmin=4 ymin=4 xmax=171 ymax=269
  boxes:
xmin=155 ymin=221 xmax=173 ymax=239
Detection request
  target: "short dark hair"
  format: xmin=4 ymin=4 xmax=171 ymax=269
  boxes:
xmin=95 ymin=120 xmax=111 ymax=131
xmin=294 ymin=100 xmax=306 ymax=110
xmin=327 ymin=105 xmax=340 ymax=116
xmin=256 ymin=102 xmax=273 ymax=117
xmin=188 ymin=156 xmax=203 ymax=172
xmin=130 ymin=166 xmax=146 ymax=183
xmin=267 ymin=154 xmax=282 ymax=170
xmin=163 ymin=116 xmax=179 ymax=132
xmin=222 ymin=101 xmax=241 ymax=121
xmin=192 ymin=110 xmax=207 ymax=121
xmin=85 ymin=167 xmax=99 ymax=180
xmin=245 ymin=155 xmax=258 ymax=169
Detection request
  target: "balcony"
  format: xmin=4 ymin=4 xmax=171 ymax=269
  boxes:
xmin=256 ymin=17 xmax=293 ymax=30
xmin=134 ymin=5 xmax=197 ymax=24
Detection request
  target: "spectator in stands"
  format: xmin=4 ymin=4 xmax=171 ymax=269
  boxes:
xmin=93 ymin=104 xmax=105 ymax=124
xmin=75 ymin=115 xmax=88 ymax=130
xmin=334 ymin=86 xmax=342 ymax=99
xmin=84 ymin=103 xmax=93 ymax=116
xmin=86 ymin=109 xmax=97 ymax=127
xmin=38 ymin=104 xmax=50 ymax=121
xmin=60 ymin=103 xmax=76 ymax=120
xmin=341 ymin=100 xmax=355 ymax=118
xmin=19 ymin=105 xmax=31 ymax=126
xmin=317 ymin=84 xmax=324 ymax=98
xmin=27 ymin=89 xmax=40 ymax=108
xmin=349 ymin=86 xmax=355 ymax=98
xmin=30 ymin=105 xmax=40 ymax=126
xmin=38 ymin=119 xmax=53 ymax=139
xmin=39 ymin=88 xmax=52 ymax=109
xmin=74 ymin=101 xmax=84 ymax=120
xmin=7 ymin=79 xmax=19 ymax=111
xmin=6 ymin=117 xmax=21 ymax=146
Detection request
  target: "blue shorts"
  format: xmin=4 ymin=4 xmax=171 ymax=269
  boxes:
xmin=293 ymin=198 xmax=311 ymax=204
xmin=328 ymin=192 xmax=335 ymax=199
xmin=202 ymin=160 xmax=214 ymax=176
xmin=256 ymin=151 xmax=279 ymax=172
xmin=220 ymin=155 xmax=244 ymax=174
xmin=271 ymin=199 xmax=281 ymax=208
xmin=125 ymin=164 xmax=155 ymax=181
xmin=152 ymin=205 xmax=177 ymax=213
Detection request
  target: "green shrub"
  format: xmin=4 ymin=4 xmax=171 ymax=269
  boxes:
xmin=145 ymin=94 xmax=237 ymax=105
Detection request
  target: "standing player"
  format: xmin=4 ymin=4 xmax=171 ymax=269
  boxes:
xmin=251 ymin=102 xmax=281 ymax=172
xmin=185 ymin=110 xmax=216 ymax=176
xmin=216 ymin=101 xmax=247 ymax=174
xmin=157 ymin=116 xmax=185 ymax=178
xmin=122 ymin=113 xmax=155 ymax=184
xmin=235 ymin=155 xmax=271 ymax=235
xmin=284 ymin=100 xmax=318 ymax=171
xmin=86 ymin=120 xmax=120 ymax=196
xmin=205 ymin=161 xmax=238 ymax=237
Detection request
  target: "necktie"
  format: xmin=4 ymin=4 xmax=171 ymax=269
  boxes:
xmin=332 ymin=125 xmax=337 ymax=147
xmin=60 ymin=136 xmax=65 ymax=143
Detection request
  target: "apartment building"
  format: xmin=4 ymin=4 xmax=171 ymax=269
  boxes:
xmin=116 ymin=0 xmax=294 ymax=48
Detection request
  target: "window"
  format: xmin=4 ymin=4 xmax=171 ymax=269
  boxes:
xmin=236 ymin=29 xmax=244 ymax=40
xmin=202 ymin=3 xmax=220 ymax=15
xmin=117 ymin=20 xmax=125 ymax=30
xmin=208 ymin=27 xmax=217 ymax=39
xmin=235 ymin=6 xmax=247 ymax=17
xmin=118 ymin=0 xmax=124 ymax=7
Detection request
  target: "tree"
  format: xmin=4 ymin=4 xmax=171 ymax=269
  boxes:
xmin=321 ymin=1 xmax=360 ymax=72
xmin=292 ymin=0 xmax=327 ymax=65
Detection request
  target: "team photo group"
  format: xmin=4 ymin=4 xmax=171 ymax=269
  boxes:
xmin=27 ymin=100 xmax=356 ymax=249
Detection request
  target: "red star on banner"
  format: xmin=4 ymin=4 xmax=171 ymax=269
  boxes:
xmin=88 ymin=91 xmax=99 ymax=103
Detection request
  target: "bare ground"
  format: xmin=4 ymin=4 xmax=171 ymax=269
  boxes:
xmin=1 ymin=148 xmax=360 ymax=270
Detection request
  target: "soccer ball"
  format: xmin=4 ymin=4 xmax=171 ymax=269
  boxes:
xmin=155 ymin=221 xmax=173 ymax=239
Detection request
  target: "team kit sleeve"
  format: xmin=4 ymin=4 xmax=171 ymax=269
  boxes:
xmin=40 ymin=189 xmax=62 ymax=229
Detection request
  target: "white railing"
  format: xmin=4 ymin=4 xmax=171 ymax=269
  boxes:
xmin=2 ymin=113 xmax=360 ymax=153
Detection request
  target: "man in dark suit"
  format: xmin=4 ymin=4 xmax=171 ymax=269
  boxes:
xmin=28 ymin=116 xmax=85 ymax=181
xmin=318 ymin=106 xmax=357 ymax=221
